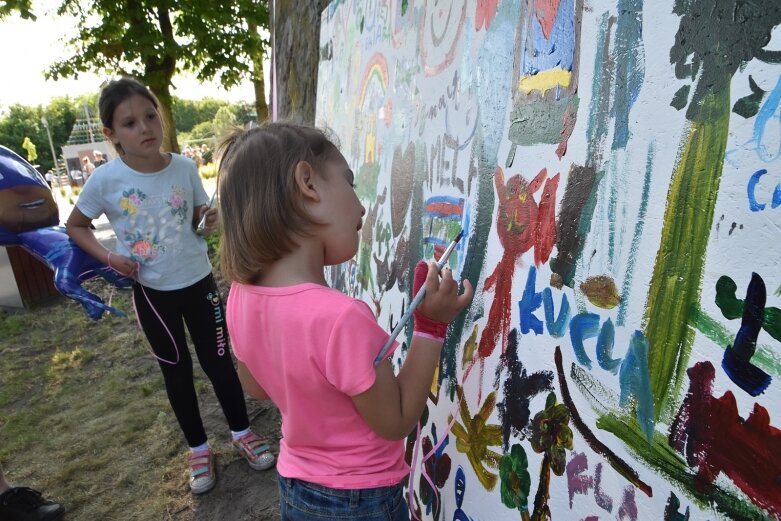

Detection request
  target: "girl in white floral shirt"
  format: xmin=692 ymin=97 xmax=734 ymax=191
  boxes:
xmin=66 ymin=77 xmax=275 ymax=495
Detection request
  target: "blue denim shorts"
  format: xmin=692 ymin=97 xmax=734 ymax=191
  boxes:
xmin=278 ymin=475 xmax=410 ymax=521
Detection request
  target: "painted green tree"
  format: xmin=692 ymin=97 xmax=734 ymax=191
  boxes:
xmin=47 ymin=0 xmax=269 ymax=152
xmin=528 ymin=393 xmax=572 ymax=521
xmin=644 ymin=0 xmax=781 ymax=421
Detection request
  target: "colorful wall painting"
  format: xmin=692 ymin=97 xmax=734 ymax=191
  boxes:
xmin=316 ymin=1 xmax=781 ymax=519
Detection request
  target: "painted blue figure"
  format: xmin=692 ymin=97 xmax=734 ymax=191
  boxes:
xmin=0 ymin=145 xmax=132 ymax=319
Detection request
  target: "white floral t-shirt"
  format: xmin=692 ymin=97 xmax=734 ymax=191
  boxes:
xmin=76 ymin=153 xmax=212 ymax=291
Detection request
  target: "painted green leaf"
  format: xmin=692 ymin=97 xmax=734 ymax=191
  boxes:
xmin=715 ymin=276 xmax=743 ymax=320
xmin=732 ymin=76 xmax=766 ymax=118
xmin=499 ymin=444 xmax=531 ymax=511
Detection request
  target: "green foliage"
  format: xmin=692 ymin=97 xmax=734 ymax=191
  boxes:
xmin=171 ymin=97 xmax=230 ymax=133
xmin=189 ymin=120 xmax=216 ymax=141
xmin=0 ymin=0 xmax=35 ymax=20
xmin=46 ymin=0 xmax=270 ymax=118
xmin=0 ymin=105 xmax=44 ymax=165
xmin=46 ymin=97 xmax=80 ymax=146
xmin=211 ymin=105 xmax=240 ymax=139
xmin=204 ymin=230 xmax=221 ymax=271
xmin=233 ymin=101 xmax=256 ymax=126
xmin=175 ymin=1 xmax=270 ymax=89
xmin=0 ymin=97 xmax=78 ymax=172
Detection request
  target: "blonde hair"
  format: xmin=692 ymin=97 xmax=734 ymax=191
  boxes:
xmin=217 ymin=121 xmax=340 ymax=284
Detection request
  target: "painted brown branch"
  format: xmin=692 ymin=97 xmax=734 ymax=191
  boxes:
xmin=554 ymin=346 xmax=653 ymax=497
xmin=531 ymin=453 xmax=551 ymax=521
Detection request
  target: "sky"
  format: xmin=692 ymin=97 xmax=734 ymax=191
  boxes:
xmin=0 ymin=0 xmax=258 ymax=111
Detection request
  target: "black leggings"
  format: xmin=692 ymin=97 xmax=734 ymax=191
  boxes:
xmin=133 ymin=274 xmax=249 ymax=447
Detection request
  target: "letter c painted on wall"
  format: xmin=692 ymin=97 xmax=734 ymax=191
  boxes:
xmin=747 ymin=169 xmax=781 ymax=211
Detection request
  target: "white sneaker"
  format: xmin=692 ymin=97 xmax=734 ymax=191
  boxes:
xmin=189 ymin=448 xmax=216 ymax=494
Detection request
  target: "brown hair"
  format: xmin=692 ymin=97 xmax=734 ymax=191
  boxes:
xmin=98 ymin=77 xmax=161 ymax=153
xmin=217 ymin=121 xmax=340 ymax=284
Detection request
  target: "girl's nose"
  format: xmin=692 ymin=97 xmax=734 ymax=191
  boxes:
xmin=361 ymin=205 xmax=366 ymax=216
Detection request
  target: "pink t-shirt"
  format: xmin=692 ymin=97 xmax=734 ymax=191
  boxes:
xmin=226 ymin=282 xmax=409 ymax=489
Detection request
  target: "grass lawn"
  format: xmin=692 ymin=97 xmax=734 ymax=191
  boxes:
xmin=0 ymin=270 xmax=280 ymax=519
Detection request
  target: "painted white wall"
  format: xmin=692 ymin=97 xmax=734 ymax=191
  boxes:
xmin=317 ymin=1 xmax=781 ymax=519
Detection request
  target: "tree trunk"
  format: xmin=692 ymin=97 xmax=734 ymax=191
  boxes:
xmin=530 ymin=453 xmax=551 ymax=521
xmin=144 ymin=5 xmax=179 ymax=153
xmin=272 ymin=0 xmax=330 ymax=123
xmin=643 ymin=86 xmax=730 ymax=421
xmin=248 ymin=20 xmax=269 ymax=123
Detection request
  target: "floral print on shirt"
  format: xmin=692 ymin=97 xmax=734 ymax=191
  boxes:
xmin=166 ymin=186 xmax=189 ymax=224
xmin=119 ymin=188 xmax=147 ymax=216
xmin=124 ymin=230 xmax=162 ymax=264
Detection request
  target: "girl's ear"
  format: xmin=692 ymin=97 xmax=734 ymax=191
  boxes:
xmin=102 ymin=127 xmax=116 ymax=145
xmin=293 ymin=160 xmax=320 ymax=202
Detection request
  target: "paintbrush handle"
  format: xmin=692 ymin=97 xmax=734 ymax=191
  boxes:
xmin=196 ymin=192 xmax=217 ymax=233
xmin=373 ymin=231 xmax=462 ymax=365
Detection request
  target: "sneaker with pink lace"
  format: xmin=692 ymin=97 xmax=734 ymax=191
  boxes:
xmin=189 ymin=448 xmax=216 ymax=494
xmin=232 ymin=431 xmax=275 ymax=471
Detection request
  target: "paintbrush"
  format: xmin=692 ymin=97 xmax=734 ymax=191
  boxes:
xmin=196 ymin=191 xmax=217 ymax=235
xmin=374 ymin=229 xmax=465 ymax=365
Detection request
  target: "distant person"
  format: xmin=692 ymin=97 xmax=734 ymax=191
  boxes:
xmin=44 ymin=170 xmax=54 ymax=188
xmin=65 ymin=77 xmax=275 ymax=495
xmin=81 ymin=156 xmax=95 ymax=182
xmin=0 ymin=462 xmax=65 ymax=520
xmin=200 ymin=143 xmax=213 ymax=165
xmin=192 ymin=149 xmax=203 ymax=168
xmin=218 ymin=122 xmax=473 ymax=520
xmin=93 ymin=150 xmax=107 ymax=167
xmin=69 ymin=168 xmax=83 ymax=187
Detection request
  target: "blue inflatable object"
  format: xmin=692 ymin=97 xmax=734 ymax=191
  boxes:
xmin=0 ymin=145 xmax=132 ymax=319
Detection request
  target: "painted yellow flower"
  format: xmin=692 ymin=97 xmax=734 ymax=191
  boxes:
xmin=450 ymin=385 xmax=503 ymax=491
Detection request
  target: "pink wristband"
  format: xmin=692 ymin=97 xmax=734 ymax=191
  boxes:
xmin=413 ymin=331 xmax=446 ymax=343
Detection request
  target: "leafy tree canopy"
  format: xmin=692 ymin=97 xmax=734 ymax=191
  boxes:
xmin=0 ymin=0 xmax=35 ymax=20
xmin=48 ymin=0 xmax=269 ymax=87
xmin=46 ymin=0 xmax=269 ymax=151
xmin=172 ymin=97 xmax=231 ymax=134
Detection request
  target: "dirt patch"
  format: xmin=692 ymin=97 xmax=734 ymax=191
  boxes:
xmin=187 ymin=390 xmax=282 ymax=521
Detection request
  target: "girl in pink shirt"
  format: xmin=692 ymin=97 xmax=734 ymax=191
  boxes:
xmin=218 ymin=122 xmax=473 ymax=520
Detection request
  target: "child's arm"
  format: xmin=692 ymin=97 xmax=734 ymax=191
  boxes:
xmin=238 ymin=361 xmax=270 ymax=401
xmin=352 ymin=262 xmax=473 ymax=440
xmin=66 ymin=207 xmax=137 ymax=275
